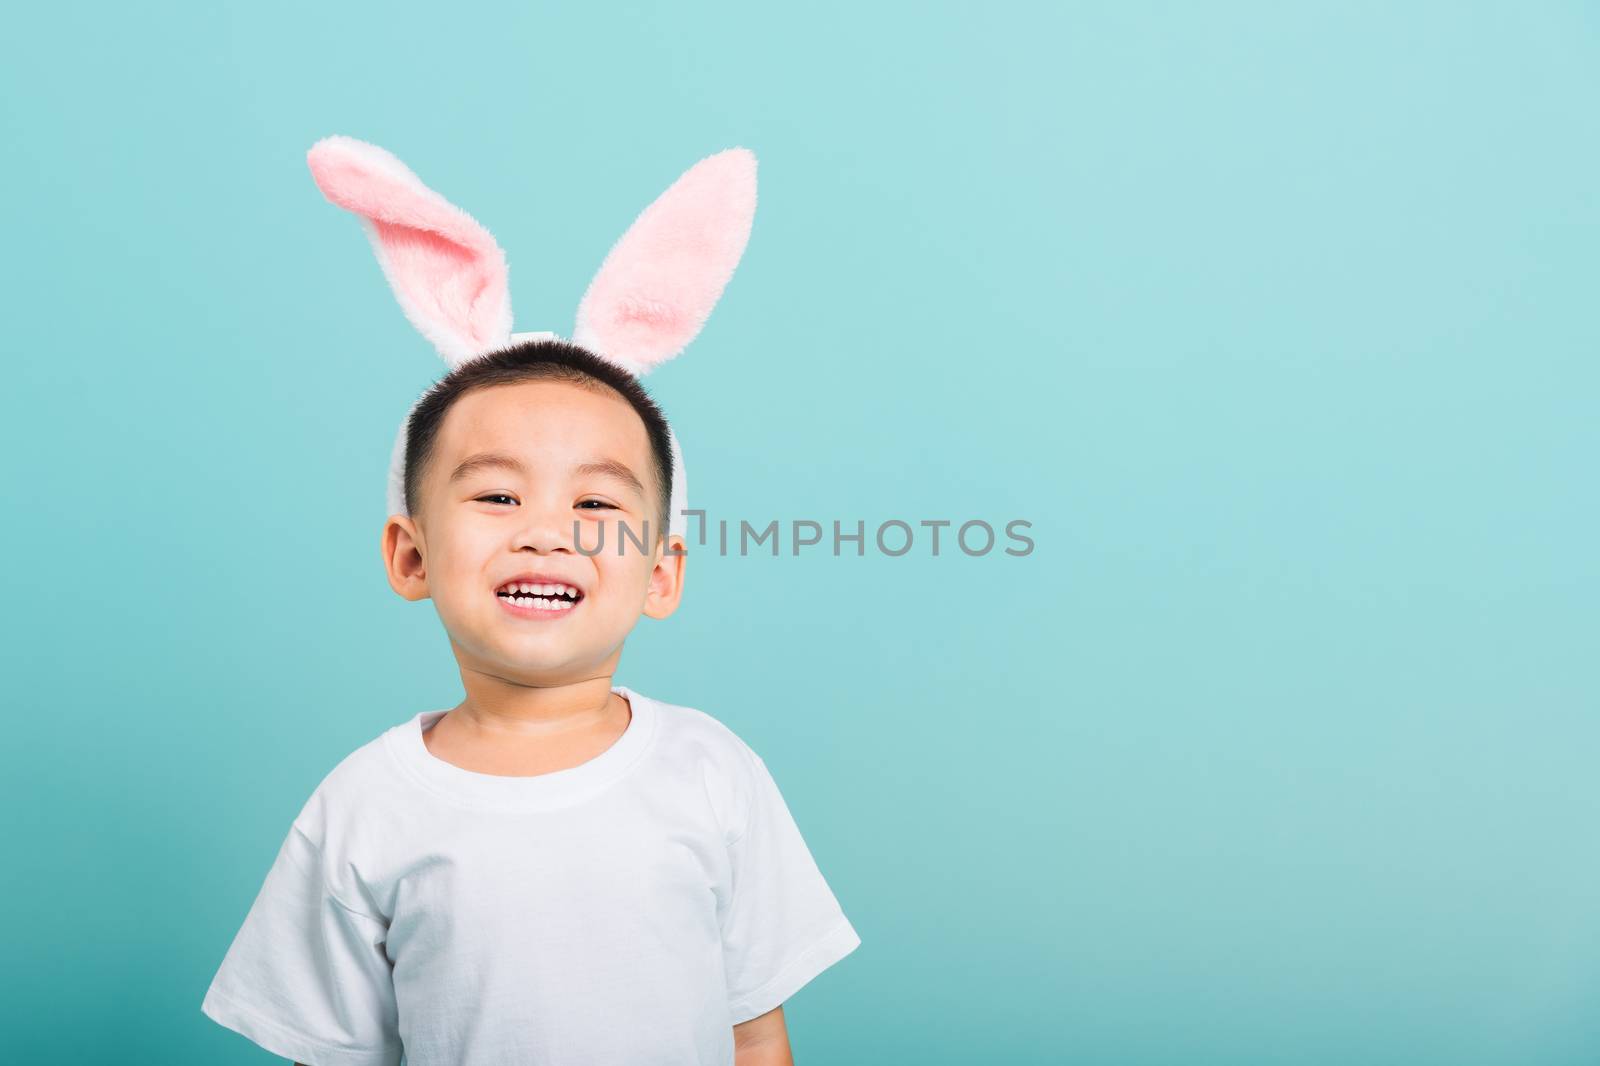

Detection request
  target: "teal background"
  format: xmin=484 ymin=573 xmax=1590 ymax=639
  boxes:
xmin=2 ymin=2 xmax=1597 ymax=1063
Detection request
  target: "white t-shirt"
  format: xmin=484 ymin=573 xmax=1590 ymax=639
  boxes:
xmin=200 ymin=685 xmax=861 ymax=1066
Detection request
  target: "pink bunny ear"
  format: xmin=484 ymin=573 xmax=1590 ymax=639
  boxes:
xmin=572 ymin=147 xmax=757 ymax=374
xmin=307 ymin=135 xmax=513 ymax=366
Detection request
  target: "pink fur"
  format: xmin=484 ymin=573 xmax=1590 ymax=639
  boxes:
xmin=572 ymin=148 xmax=757 ymax=374
xmin=306 ymin=135 xmax=513 ymax=366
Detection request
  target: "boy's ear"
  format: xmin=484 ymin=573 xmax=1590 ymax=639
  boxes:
xmin=572 ymin=148 xmax=758 ymax=375
xmin=642 ymin=534 xmax=687 ymax=621
xmin=381 ymin=515 xmax=431 ymax=602
xmin=307 ymin=135 xmax=514 ymax=366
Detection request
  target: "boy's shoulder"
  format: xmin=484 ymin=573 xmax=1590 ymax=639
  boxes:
xmin=645 ymin=689 xmax=764 ymax=767
xmin=280 ymin=714 xmax=412 ymax=843
xmin=644 ymin=690 xmax=778 ymax=844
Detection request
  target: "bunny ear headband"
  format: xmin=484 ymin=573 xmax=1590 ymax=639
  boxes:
xmin=304 ymin=134 xmax=759 ymax=545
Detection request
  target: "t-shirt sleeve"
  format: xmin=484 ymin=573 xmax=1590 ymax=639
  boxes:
xmin=201 ymin=819 xmax=403 ymax=1066
xmin=718 ymin=745 xmax=862 ymax=1025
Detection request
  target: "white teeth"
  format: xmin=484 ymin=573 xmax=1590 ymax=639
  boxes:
xmin=499 ymin=581 xmax=581 ymax=599
xmin=503 ymin=594 xmax=575 ymax=611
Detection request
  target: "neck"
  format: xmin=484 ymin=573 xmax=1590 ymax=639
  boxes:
xmin=451 ymin=667 xmax=623 ymax=740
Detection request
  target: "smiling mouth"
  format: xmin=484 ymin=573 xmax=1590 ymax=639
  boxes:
xmin=495 ymin=582 xmax=584 ymax=613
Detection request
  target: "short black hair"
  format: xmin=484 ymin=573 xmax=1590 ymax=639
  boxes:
xmin=403 ymin=338 xmax=674 ymax=542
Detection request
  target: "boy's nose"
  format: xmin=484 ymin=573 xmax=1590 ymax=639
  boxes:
xmin=512 ymin=503 xmax=590 ymax=554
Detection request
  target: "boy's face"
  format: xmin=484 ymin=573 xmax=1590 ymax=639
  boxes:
xmin=381 ymin=379 xmax=684 ymax=686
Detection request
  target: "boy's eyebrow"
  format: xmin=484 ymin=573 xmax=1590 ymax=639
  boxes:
xmin=449 ymin=452 xmax=646 ymax=497
xmin=449 ymin=452 xmax=529 ymax=485
xmin=571 ymin=458 xmax=647 ymax=498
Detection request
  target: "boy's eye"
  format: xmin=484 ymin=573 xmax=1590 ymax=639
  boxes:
xmin=474 ymin=495 xmax=617 ymax=510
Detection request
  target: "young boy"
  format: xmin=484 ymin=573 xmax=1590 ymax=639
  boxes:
xmin=200 ymin=138 xmax=860 ymax=1065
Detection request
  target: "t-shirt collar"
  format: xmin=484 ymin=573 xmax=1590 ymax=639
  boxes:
xmin=383 ymin=684 xmax=659 ymax=812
